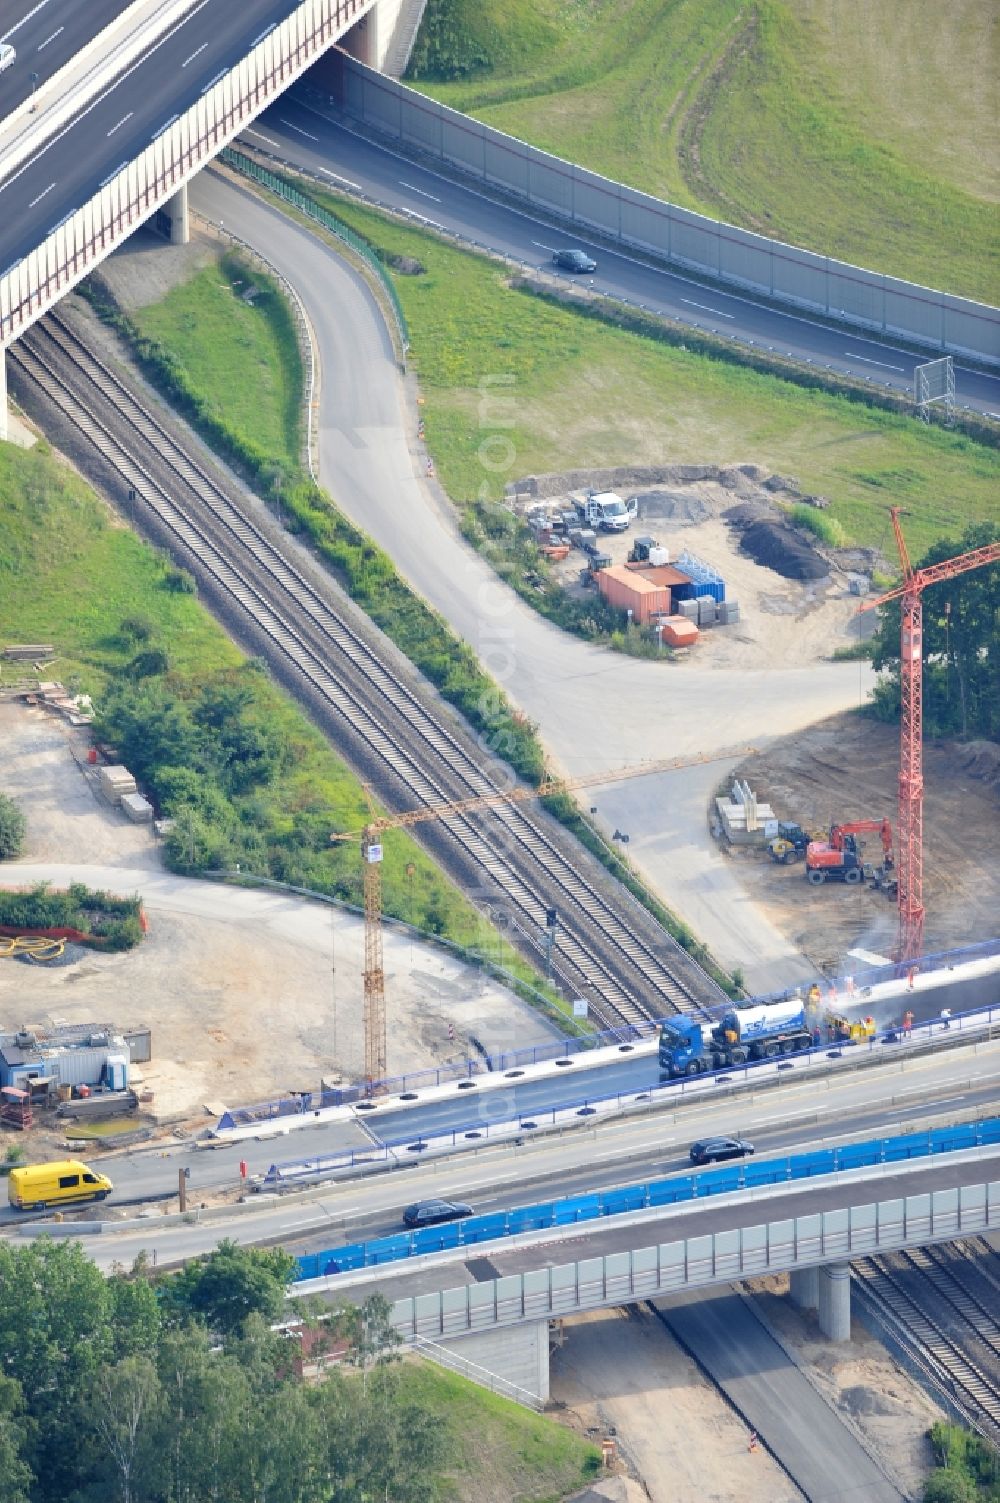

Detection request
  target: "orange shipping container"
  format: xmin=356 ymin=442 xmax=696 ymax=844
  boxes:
xmin=659 ymin=616 xmax=699 ymax=647
xmin=596 ymin=565 xmax=673 ymax=625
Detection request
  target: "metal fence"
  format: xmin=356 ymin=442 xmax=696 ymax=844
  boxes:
xmin=332 ymin=56 xmax=1000 ymax=367
xmin=221 ymin=146 xmax=409 ymax=353
xmin=295 ymin=1117 xmax=1000 ymax=1278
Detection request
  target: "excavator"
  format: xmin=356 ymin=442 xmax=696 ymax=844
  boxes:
xmin=805 ymin=818 xmax=894 ymax=887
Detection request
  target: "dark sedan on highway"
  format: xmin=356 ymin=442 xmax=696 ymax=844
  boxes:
xmin=403 ymin=1198 xmax=473 ymax=1229
xmin=689 ymin=1136 xmax=755 ymax=1165
xmin=552 ymin=248 xmax=597 ymax=273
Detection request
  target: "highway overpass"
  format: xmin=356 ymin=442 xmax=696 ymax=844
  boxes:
xmin=294 ymin=1155 xmax=1000 ymax=1404
xmin=0 ymin=0 xmax=423 ymax=435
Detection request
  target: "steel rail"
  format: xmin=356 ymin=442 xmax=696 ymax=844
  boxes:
xmin=12 ymin=312 xmax=726 ymax=1031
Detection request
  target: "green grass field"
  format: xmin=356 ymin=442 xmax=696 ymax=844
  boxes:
xmin=0 ymin=439 xmax=562 ymax=997
xmin=395 ymin=1361 xmax=600 ymax=1502
xmin=296 ymin=186 xmax=1000 ymax=560
xmin=133 ymin=252 xmax=303 ymax=471
xmin=409 ymin=0 xmax=999 ymax=304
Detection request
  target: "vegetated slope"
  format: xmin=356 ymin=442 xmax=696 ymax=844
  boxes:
xmin=0 ymin=439 xmax=509 ymax=949
xmin=295 ymin=184 xmax=1000 ymax=559
xmin=408 ymin=0 xmax=999 ymax=303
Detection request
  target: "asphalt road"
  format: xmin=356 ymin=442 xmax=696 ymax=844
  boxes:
xmin=11 ymin=1041 xmax=996 ymax=1247
xmin=246 ymin=95 xmax=1000 ymax=414
xmin=655 ymin=1290 xmax=903 ymax=1503
xmin=0 ymin=0 xmax=305 ymax=269
xmin=191 ymin=168 xmax=868 ymax=991
xmin=0 ymin=0 xmax=129 ymax=120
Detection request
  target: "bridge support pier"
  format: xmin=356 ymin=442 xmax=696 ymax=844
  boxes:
xmin=789 ymin=1266 xmax=819 ymax=1311
xmin=0 ymin=346 xmax=7 ymax=444
xmin=165 ymin=184 xmax=190 ymax=245
xmin=434 ymin=1319 xmax=550 ymax=1405
xmin=817 ymin=1261 xmax=851 ymax=1341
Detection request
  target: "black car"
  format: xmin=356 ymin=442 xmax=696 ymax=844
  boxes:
xmin=403 ymin=1198 xmax=473 ymax=1229
xmin=552 ymin=248 xmax=597 ymax=273
xmin=689 ymin=1136 xmax=755 ymax=1166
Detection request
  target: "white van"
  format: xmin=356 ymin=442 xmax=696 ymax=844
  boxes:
xmin=0 ymin=44 xmax=16 ymax=75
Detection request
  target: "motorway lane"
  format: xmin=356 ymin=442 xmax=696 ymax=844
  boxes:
xmin=248 ymin=96 xmax=1000 ymax=414
xmin=8 ymin=1041 xmax=996 ymax=1241
xmin=0 ymin=0 xmax=131 ymax=119
xmin=0 ymin=0 xmax=307 ymax=270
xmin=656 ymin=1291 xmax=903 ymax=1503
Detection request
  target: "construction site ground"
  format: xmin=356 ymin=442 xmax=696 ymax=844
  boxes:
xmin=728 ymin=714 xmax=1000 ymax=974
xmin=0 ymin=702 xmax=563 ymax=1135
xmin=551 ymin=1277 xmax=942 ymax=1503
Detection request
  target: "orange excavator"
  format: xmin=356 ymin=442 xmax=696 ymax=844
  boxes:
xmin=806 ymin=818 xmax=894 ymax=887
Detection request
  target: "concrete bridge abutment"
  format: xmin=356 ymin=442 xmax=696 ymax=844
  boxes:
xmin=0 ymin=346 xmax=7 ymax=443
xmin=436 ymin=1319 xmax=550 ymax=1406
xmin=789 ymin=1265 xmax=819 ymax=1311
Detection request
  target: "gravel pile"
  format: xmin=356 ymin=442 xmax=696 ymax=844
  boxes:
xmin=632 ymin=489 xmax=712 ymax=525
xmin=738 ymin=519 xmax=829 ymax=579
xmin=723 ymin=499 xmax=776 ymax=528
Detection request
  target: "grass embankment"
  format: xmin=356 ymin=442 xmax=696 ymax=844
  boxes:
xmin=409 ymin=0 xmax=999 ymax=304
xmin=0 ymin=441 xmax=564 ymax=1009
xmin=397 ymin=1360 xmax=601 ymax=1503
xmin=278 ymin=182 xmax=999 ymax=562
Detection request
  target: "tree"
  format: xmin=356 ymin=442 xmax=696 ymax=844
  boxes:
xmin=870 ymin=521 xmax=1000 ymax=739
xmin=164 ymin=1240 xmax=297 ymax=1337
xmin=0 ymin=792 xmax=26 ymax=859
xmin=0 ymin=1377 xmax=32 ymax=1503
xmin=87 ymin=1355 xmax=162 ymax=1503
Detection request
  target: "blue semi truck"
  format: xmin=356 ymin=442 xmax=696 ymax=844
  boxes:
xmin=659 ymin=998 xmax=813 ymax=1078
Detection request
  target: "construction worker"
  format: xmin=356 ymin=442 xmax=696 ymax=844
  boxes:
xmin=748 ymin=1430 xmax=758 ymax=1453
xmin=941 ymin=1008 xmax=951 ymax=1030
xmin=902 ymin=1010 xmax=914 ymax=1036
xmin=808 ymin=983 xmax=821 ymax=1008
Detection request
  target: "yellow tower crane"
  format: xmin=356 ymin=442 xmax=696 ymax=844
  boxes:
xmin=332 ymin=746 xmax=754 ymax=1093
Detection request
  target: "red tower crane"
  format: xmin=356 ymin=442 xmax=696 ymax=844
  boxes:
xmin=861 ymin=508 xmax=1000 ymax=963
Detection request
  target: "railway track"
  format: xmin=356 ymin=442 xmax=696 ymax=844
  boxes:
xmin=852 ymin=1243 xmax=1000 ymax=1445
xmin=12 ymin=310 xmax=728 ymax=1033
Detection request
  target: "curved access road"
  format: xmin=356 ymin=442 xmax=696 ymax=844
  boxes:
xmin=191 ymin=167 xmax=870 ymax=991
xmin=245 ymin=96 xmax=1000 ymax=415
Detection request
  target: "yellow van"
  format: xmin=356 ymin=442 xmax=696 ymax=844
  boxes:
xmin=7 ymin=1160 xmax=113 ymax=1211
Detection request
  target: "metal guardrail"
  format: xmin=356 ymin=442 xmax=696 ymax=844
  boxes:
xmin=295 ymin=1118 xmax=1000 ymax=1279
xmin=220 ymin=146 xmax=409 ymax=354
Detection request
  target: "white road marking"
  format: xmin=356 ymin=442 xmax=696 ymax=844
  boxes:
xmin=151 ymin=114 xmax=180 ymax=142
xmin=28 ymin=181 xmax=55 ymax=207
xmin=252 ymin=23 xmax=277 ymax=46
xmin=106 ymin=112 xmax=133 ymax=137
xmin=99 ymin=162 xmax=128 ymax=188
xmin=531 ymin=240 xmax=555 ymax=250
xmin=246 ymin=128 xmax=281 ymax=148
xmin=182 ymin=41 xmax=208 ymax=67
xmin=400 ymin=180 xmax=441 ymax=202
xmin=0 ymin=0 xmax=212 ymax=198
xmin=681 ymin=297 xmax=734 ymax=319
xmin=36 ymin=25 xmax=63 ymax=50
xmin=847 ymin=352 xmax=906 ymax=372
xmin=318 ymin=166 xmax=362 ymax=190
xmin=201 ymin=68 xmax=226 ymax=95
xmin=1 ymin=0 xmax=54 ymax=43
xmin=279 ymin=117 xmax=318 ymax=142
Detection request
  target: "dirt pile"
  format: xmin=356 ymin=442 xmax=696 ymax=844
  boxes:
xmin=953 ymin=739 xmax=1000 ymax=794
xmin=738 ymin=520 xmax=829 ymax=580
xmin=632 ymin=489 xmax=712 ymax=525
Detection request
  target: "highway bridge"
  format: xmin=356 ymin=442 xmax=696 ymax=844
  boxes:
xmin=2 ymin=0 xmax=999 ymax=442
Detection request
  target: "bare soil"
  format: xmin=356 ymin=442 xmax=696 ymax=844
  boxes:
xmin=0 ymin=702 xmax=563 ymax=1131
xmin=551 ymin=1305 xmax=801 ymax=1503
xmin=745 ymin=1273 xmax=942 ymax=1499
xmin=522 ymin=467 xmax=873 ymax=669
xmin=727 ymin=713 xmax=1000 ymax=972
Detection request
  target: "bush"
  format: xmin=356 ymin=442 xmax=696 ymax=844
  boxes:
xmin=0 ymin=793 xmax=27 ymax=859
xmin=0 ymin=883 xmax=144 ymax=948
xmin=789 ymin=503 xmax=846 ymax=547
